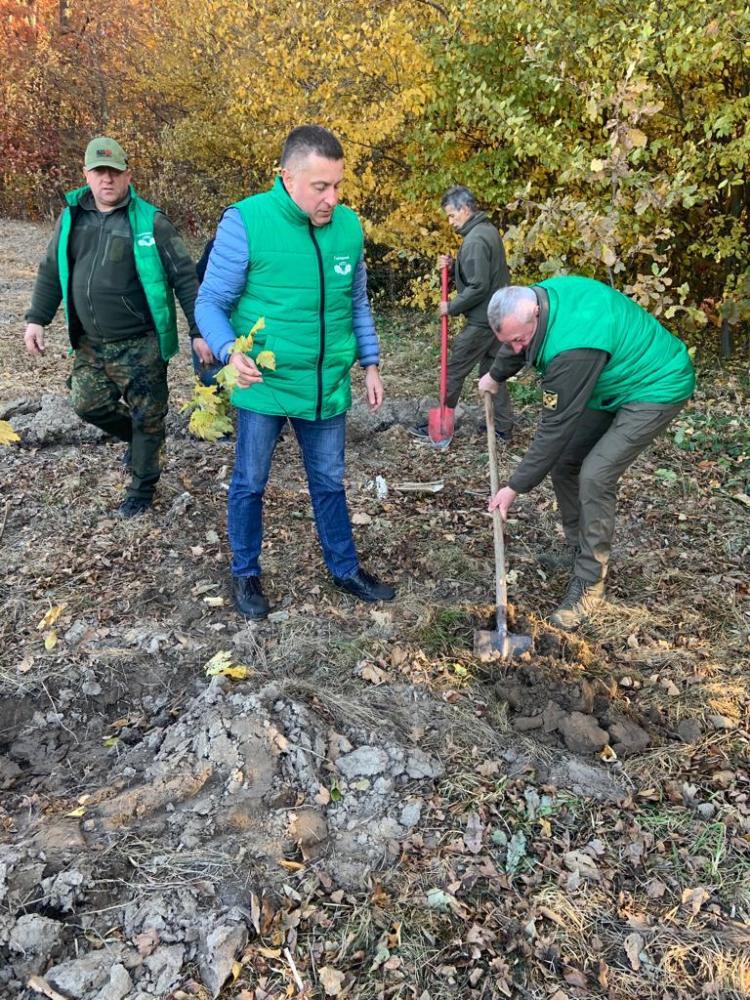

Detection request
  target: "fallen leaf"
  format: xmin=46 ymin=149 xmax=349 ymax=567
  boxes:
xmin=44 ymin=631 xmax=58 ymax=651
xmin=0 ymin=420 xmax=20 ymax=446
xmin=464 ymin=811 xmax=484 ymax=854
xmin=204 ymin=650 xmax=251 ymax=680
xmin=37 ymin=604 xmax=66 ymax=630
xmin=278 ymin=859 xmax=304 ymax=871
xmin=360 ymin=662 xmax=388 ymax=685
xmin=319 ymin=966 xmax=345 ymax=996
xmin=351 ymin=511 xmax=372 ymax=525
xmin=564 ymin=967 xmax=588 ymax=987
xmin=314 ymin=785 xmax=331 ymax=805
xmin=624 ymin=932 xmax=644 ymax=971
xmin=681 ymin=885 xmax=710 ymax=914
xmin=203 ymin=596 xmax=225 ymax=607
xmin=65 ymin=806 xmax=86 ymax=818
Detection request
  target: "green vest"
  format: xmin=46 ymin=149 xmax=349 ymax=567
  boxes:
xmin=57 ymin=185 xmax=178 ymax=361
xmin=536 ymin=276 xmax=695 ymax=410
xmin=229 ymin=178 xmax=363 ymax=420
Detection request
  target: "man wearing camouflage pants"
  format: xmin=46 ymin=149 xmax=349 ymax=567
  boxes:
xmin=480 ymin=276 xmax=695 ymax=630
xmin=23 ymin=136 xmax=214 ymax=517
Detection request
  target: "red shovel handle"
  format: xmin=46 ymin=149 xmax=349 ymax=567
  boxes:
xmin=440 ymin=264 xmax=449 ymax=407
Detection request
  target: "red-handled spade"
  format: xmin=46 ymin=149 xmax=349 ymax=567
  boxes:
xmin=427 ymin=264 xmax=455 ymax=448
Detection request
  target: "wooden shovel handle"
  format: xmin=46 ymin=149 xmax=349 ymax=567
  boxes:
xmin=483 ymin=393 xmax=508 ymax=635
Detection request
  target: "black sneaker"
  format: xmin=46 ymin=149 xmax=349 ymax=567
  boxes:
xmin=232 ymin=575 xmax=270 ymax=619
xmin=408 ymin=424 xmax=430 ymax=439
xmin=332 ymin=568 xmax=396 ymax=602
xmin=121 ymin=446 xmax=132 ymax=470
xmin=117 ymin=497 xmax=151 ymax=519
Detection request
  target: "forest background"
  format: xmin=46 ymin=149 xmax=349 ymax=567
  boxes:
xmin=1 ymin=0 xmax=749 ymax=359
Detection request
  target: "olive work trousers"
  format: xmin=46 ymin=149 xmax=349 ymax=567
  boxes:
xmin=551 ymin=400 xmax=687 ymax=584
xmin=445 ymin=322 xmax=514 ymax=436
xmin=69 ymin=335 xmax=169 ymax=502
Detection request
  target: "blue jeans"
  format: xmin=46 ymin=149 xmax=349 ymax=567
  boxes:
xmin=228 ymin=409 xmax=359 ymax=579
xmin=191 ymin=344 xmax=223 ymax=387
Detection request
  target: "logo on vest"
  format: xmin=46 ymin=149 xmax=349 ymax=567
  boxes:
xmin=136 ymin=233 xmax=156 ymax=248
xmin=333 ymin=255 xmax=352 ymax=276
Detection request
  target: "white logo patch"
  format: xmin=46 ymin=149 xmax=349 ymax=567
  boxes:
xmin=136 ymin=233 xmax=155 ymax=247
xmin=333 ymin=255 xmax=352 ymax=276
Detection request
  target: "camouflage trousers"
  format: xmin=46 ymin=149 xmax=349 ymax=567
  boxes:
xmin=70 ymin=335 xmax=169 ymax=501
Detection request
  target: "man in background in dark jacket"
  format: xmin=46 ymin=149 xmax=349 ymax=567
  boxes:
xmin=412 ymin=186 xmax=514 ymax=444
xmin=23 ymin=136 xmax=214 ymax=517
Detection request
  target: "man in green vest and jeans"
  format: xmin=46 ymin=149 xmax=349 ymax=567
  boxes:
xmin=195 ymin=125 xmax=395 ymax=618
xmin=479 ymin=276 xmax=695 ymax=630
xmin=23 ymin=136 xmax=215 ymax=517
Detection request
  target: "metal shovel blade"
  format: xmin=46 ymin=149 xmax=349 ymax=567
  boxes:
xmin=427 ymin=404 xmax=455 ymax=447
xmin=474 ymin=627 xmax=533 ymax=661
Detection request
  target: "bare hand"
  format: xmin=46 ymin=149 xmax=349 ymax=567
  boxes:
xmin=489 ymin=486 xmax=517 ymax=521
xmin=24 ymin=323 xmax=45 ymax=356
xmin=438 ymin=254 xmax=453 ymax=271
xmin=478 ymin=372 xmax=499 ymax=396
xmin=364 ymin=365 xmax=384 ymax=412
xmin=230 ymin=351 xmax=263 ymax=389
xmin=439 ymin=301 xmax=450 ymax=317
xmin=192 ymin=337 xmax=216 ymax=365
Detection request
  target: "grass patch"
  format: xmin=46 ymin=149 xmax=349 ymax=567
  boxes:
xmin=417 ymin=606 xmax=475 ymax=656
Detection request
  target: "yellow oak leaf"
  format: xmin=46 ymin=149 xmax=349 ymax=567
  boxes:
xmin=256 ymin=350 xmax=276 ymax=370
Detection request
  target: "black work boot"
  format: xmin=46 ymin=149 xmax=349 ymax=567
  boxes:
xmin=549 ymin=576 xmax=605 ymax=631
xmin=332 ymin=568 xmax=396 ymax=602
xmin=117 ymin=497 xmax=151 ymax=519
xmin=232 ymin=576 xmax=270 ymax=619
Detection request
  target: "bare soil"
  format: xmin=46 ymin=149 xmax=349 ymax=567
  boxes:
xmin=1 ymin=219 xmax=749 ymax=1000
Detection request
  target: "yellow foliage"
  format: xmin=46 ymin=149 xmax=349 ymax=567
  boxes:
xmin=204 ymin=650 xmax=252 ymax=680
xmin=0 ymin=420 xmax=20 ymax=446
xmin=255 ymin=350 xmax=276 ymax=370
xmin=181 ymin=380 xmax=233 ymax=440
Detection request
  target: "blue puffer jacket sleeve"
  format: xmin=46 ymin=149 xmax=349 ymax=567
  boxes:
xmin=195 ymin=208 xmax=249 ymax=363
xmin=352 ymin=256 xmax=380 ymax=368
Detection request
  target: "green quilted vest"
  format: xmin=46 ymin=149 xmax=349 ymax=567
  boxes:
xmin=229 ymin=177 xmax=363 ymax=420
xmin=57 ymin=185 xmax=178 ymax=361
xmin=536 ymin=276 xmax=695 ymax=410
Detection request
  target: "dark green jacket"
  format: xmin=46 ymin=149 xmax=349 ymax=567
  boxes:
xmin=26 ymin=187 xmax=198 ymax=356
xmin=537 ymin=276 xmax=695 ymax=410
xmin=447 ymin=210 xmax=509 ymax=328
xmin=489 ymin=277 xmax=695 ymax=493
xmin=229 ymin=177 xmax=364 ymax=420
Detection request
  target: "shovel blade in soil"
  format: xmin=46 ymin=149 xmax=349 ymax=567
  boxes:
xmin=427 ymin=405 xmax=455 ymax=447
xmin=474 ymin=628 xmax=533 ymax=661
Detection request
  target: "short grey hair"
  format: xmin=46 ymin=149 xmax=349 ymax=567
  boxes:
xmin=281 ymin=125 xmax=344 ymax=168
xmin=441 ymin=186 xmax=478 ymax=212
xmin=487 ymin=286 xmax=537 ymax=333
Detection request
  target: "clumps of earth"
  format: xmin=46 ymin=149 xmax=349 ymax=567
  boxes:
xmin=0 ymin=672 xmax=450 ymax=998
xmin=0 ymin=654 xmax=630 ymax=999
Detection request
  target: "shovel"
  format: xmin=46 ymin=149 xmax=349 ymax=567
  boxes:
xmin=427 ymin=264 xmax=455 ymax=447
xmin=474 ymin=392 xmax=533 ymax=661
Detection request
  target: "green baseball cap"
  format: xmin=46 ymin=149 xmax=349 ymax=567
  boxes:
xmin=84 ymin=136 xmax=128 ymax=172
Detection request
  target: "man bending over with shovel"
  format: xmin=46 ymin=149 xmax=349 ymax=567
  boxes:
xmin=479 ymin=276 xmax=695 ymax=631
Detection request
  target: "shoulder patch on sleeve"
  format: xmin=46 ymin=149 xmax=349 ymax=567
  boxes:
xmin=543 ymin=391 xmax=558 ymax=410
